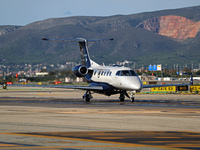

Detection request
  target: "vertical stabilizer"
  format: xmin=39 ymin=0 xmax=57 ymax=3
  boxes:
xmin=78 ymin=39 xmax=91 ymax=68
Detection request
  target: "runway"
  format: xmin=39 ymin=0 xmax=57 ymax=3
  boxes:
xmin=0 ymin=87 xmax=200 ymax=149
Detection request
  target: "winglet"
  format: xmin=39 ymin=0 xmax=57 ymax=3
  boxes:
xmin=190 ymin=73 xmax=193 ymax=85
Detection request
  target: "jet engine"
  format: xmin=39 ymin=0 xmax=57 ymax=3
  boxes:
xmin=72 ymin=65 xmax=88 ymax=77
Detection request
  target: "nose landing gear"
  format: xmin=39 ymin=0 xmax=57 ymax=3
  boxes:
xmin=131 ymin=97 xmax=135 ymax=102
xmin=130 ymin=91 xmax=135 ymax=102
xmin=83 ymin=90 xmax=93 ymax=102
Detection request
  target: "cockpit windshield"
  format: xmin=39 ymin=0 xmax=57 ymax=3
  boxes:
xmin=116 ymin=70 xmax=137 ymax=76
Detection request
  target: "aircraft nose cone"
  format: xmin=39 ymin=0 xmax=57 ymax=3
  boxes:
xmin=131 ymin=79 xmax=142 ymax=90
xmin=124 ymin=77 xmax=142 ymax=90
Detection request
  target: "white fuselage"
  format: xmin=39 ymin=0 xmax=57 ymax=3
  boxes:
xmin=90 ymin=65 xmax=142 ymax=91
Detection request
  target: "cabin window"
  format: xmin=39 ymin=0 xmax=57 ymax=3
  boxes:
xmin=101 ymin=71 xmax=104 ymax=76
xmin=109 ymin=72 xmax=112 ymax=76
xmin=94 ymin=71 xmax=97 ymax=75
xmin=107 ymin=72 xmax=109 ymax=76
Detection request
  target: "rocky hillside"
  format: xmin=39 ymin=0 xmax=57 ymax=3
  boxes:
xmin=137 ymin=15 xmax=200 ymax=41
xmin=0 ymin=6 xmax=200 ymax=67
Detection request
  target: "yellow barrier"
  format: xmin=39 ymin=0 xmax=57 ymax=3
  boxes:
xmin=151 ymin=86 xmax=176 ymax=92
xmin=190 ymin=86 xmax=200 ymax=92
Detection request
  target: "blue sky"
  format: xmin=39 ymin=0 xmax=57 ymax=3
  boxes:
xmin=1 ymin=0 xmax=200 ymax=26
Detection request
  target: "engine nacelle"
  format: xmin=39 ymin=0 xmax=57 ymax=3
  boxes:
xmin=72 ymin=65 xmax=88 ymax=77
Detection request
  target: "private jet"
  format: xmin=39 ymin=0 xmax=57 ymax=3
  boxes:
xmin=6 ymin=38 xmax=193 ymax=102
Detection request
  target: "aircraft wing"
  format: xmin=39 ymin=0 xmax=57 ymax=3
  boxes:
xmin=143 ymin=74 xmax=193 ymax=88
xmin=8 ymin=84 xmax=104 ymax=91
xmin=142 ymin=83 xmax=191 ymax=88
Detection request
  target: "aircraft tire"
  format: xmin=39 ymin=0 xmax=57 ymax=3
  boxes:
xmin=119 ymin=93 xmax=125 ymax=102
xmin=120 ymin=98 xmax=124 ymax=102
xmin=85 ymin=94 xmax=90 ymax=102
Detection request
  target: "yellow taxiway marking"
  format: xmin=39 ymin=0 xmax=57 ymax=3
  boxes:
xmin=0 ymin=144 xmax=18 ymax=147
xmin=1 ymin=131 xmax=199 ymax=150
xmin=0 ymin=132 xmax=178 ymax=150
xmin=1 ymin=132 xmax=145 ymax=147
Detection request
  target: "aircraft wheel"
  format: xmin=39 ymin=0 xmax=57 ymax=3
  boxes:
xmin=85 ymin=94 xmax=90 ymax=102
xmin=120 ymin=98 xmax=124 ymax=102
xmin=119 ymin=93 xmax=125 ymax=102
xmin=131 ymin=97 xmax=134 ymax=102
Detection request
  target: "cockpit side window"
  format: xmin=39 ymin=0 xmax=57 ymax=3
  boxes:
xmin=116 ymin=70 xmax=137 ymax=76
xmin=130 ymin=70 xmax=137 ymax=76
xmin=121 ymin=70 xmax=130 ymax=76
xmin=116 ymin=71 xmax=120 ymax=76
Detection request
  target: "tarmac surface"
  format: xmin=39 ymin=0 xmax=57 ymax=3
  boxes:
xmin=0 ymin=87 xmax=200 ymax=150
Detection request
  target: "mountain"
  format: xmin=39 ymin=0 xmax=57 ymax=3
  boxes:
xmin=0 ymin=6 xmax=200 ymax=68
xmin=0 ymin=25 xmax=22 ymax=36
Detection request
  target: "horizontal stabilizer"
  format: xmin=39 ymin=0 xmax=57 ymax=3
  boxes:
xmin=42 ymin=38 xmax=113 ymax=42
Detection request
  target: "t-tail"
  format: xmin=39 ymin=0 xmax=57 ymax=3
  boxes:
xmin=42 ymin=38 xmax=113 ymax=68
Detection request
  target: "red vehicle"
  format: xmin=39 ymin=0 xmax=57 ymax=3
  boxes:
xmin=6 ymin=82 xmax=13 ymax=85
xmin=54 ymin=81 xmax=62 ymax=84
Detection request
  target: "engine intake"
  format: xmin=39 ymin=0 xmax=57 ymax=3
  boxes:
xmin=72 ymin=65 xmax=88 ymax=77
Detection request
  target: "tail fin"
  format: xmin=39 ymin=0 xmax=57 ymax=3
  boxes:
xmin=42 ymin=38 xmax=113 ymax=68
xmin=78 ymin=39 xmax=91 ymax=67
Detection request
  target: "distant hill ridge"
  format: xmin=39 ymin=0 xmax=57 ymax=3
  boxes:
xmin=0 ymin=5 xmax=200 ymax=67
xmin=0 ymin=25 xmax=22 ymax=36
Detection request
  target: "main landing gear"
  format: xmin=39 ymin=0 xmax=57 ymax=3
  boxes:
xmin=83 ymin=90 xmax=93 ymax=102
xmin=119 ymin=91 xmax=135 ymax=102
xmin=119 ymin=93 xmax=125 ymax=102
xmin=83 ymin=90 xmax=135 ymax=103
